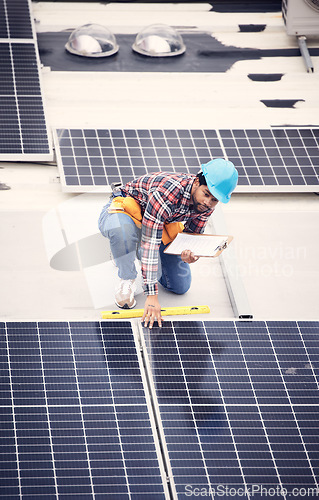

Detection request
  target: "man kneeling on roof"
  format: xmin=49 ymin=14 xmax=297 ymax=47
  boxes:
xmin=98 ymin=159 xmax=238 ymax=329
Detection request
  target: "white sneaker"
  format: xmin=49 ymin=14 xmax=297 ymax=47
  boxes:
xmin=115 ymin=279 xmax=136 ymax=309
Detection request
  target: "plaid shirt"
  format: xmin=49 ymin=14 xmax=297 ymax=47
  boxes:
xmin=123 ymin=172 xmax=214 ymax=295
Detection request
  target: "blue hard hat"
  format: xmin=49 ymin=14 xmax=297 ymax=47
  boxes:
xmin=201 ymin=158 xmax=238 ymax=204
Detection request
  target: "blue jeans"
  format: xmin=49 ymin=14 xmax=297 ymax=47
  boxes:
xmin=98 ymin=198 xmax=191 ymax=295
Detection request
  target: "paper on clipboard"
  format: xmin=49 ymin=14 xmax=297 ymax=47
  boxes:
xmin=164 ymin=233 xmax=231 ymax=257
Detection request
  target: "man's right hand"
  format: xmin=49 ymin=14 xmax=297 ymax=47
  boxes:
xmin=181 ymin=249 xmax=199 ymax=264
xmin=142 ymin=295 xmax=163 ymax=329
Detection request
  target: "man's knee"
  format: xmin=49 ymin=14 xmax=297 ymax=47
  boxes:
xmin=161 ymin=271 xmax=191 ymax=295
xmin=105 ymin=225 xmax=123 ymax=243
xmin=171 ymin=275 xmax=191 ymax=294
xmin=101 ymin=214 xmax=137 ymax=242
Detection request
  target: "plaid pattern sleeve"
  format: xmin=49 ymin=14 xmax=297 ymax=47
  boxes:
xmin=141 ymin=189 xmax=173 ymax=295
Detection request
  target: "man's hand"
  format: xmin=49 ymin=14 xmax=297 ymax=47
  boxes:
xmin=181 ymin=249 xmax=199 ymax=264
xmin=142 ymin=295 xmax=163 ymax=329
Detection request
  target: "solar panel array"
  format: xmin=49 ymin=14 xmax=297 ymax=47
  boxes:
xmin=144 ymin=320 xmax=319 ymax=500
xmin=0 ymin=0 xmax=53 ymax=160
xmin=1 ymin=320 xmax=318 ymax=500
xmin=54 ymin=128 xmax=319 ymax=193
xmin=0 ymin=321 xmax=168 ymax=500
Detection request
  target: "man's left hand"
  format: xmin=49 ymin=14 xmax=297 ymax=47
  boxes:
xmin=142 ymin=295 xmax=163 ymax=329
xmin=181 ymin=249 xmax=199 ymax=264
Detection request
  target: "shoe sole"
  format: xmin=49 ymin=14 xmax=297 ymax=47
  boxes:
xmin=115 ymin=299 xmax=137 ymax=309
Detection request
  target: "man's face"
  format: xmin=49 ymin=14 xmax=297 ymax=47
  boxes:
xmin=191 ymin=180 xmax=219 ymax=213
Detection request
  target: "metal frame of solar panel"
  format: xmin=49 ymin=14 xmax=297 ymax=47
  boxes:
xmin=53 ymin=128 xmax=319 ymax=193
xmin=141 ymin=320 xmax=319 ymax=500
xmin=0 ymin=320 xmax=169 ymax=500
xmin=0 ymin=0 xmax=53 ymax=160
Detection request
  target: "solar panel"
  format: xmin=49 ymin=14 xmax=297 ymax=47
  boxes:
xmin=0 ymin=42 xmax=53 ymax=160
xmin=53 ymin=128 xmax=319 ymax=193
xmin=2 ymin=320 xmax=318 ymax=499
xmin=0 ymin=321 xmax=168 ymax=499
xmin=221 ymin=128 xmax=319 ymax=190
xmin=143 ymin=320 xmax=319 ymax=500
xmin=0 ymin=0 xmax=53 ymax=160
xmin=0 ymin=0 xmax=34 ymax=40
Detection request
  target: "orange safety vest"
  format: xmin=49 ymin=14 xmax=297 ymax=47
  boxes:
xmin=108 ymin=196 xmax=184 ymax=245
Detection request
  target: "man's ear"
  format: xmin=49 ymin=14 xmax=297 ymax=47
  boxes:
xmin=193 ymin=177 xmax=200 ymax=188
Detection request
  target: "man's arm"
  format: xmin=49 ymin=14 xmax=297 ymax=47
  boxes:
xmin=140 ymin=189 xmax=172 ymax=328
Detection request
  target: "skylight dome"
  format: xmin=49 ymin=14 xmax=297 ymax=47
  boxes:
xmin=65 ymin=24 xmax=119 ymax=58
xmin=132 ymin=24 xmax=186 ymax=57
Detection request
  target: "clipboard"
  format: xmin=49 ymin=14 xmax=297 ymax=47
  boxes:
xmin=164 ymin=233 xmax=233 ymax=258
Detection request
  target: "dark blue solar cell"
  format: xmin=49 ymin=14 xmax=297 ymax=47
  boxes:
xmin=145 ymin=130 xmax=162 ymax=141
xmin=223 ymin=139 xmax=237 ymax=148
xmin=129 ymin=148 xmax=143 ymax=158
xmin=256 ymin=157 xmax=271 ymax=167
xmin=151 ymin=139 xmax=165 ymax=149
xmin=237 ymin=176 xmax=250 ymax=185
xmin=163 ymin=130 xmax=177 ymax=139
xmin=182 ymin=148 xmax=197 ymax=157
xmin=114 ymin=147 xmax=128 ymax=157
xmin=196 ymin=148 xmax=211 ymax=158
xmin=226 ymin=147 xmax=239 ymax=157
xmin=233 ymin=130 xmax=246 ymax=138
xmin=183 ymin=158 xmax=198 ymax=167
xmin=175 ymin=130 xmax=190 ymax=139
xmin=240 ymin=148 xmax=255 ymax=158
xmin=249 ymin=138 xmax=264 ymax=147
xmin=236 ymin=138 xmax=250 ymax=147
xmin=304 ymin=175 xmax=319 ymax=184
xmin=127 ymin=142 xmax=141 ymax=153
xmin=108 ymin=130 xmax=123 ymax=139
xmin=139 ymin=139 xmax=153 ymax=150
xmin=190 ymin=130 xmax=204 ymax=138
xmin=120 ymin=130 xmax=136 ymax=140
xmin=242 ymin=158 xmax=256 ymax=167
